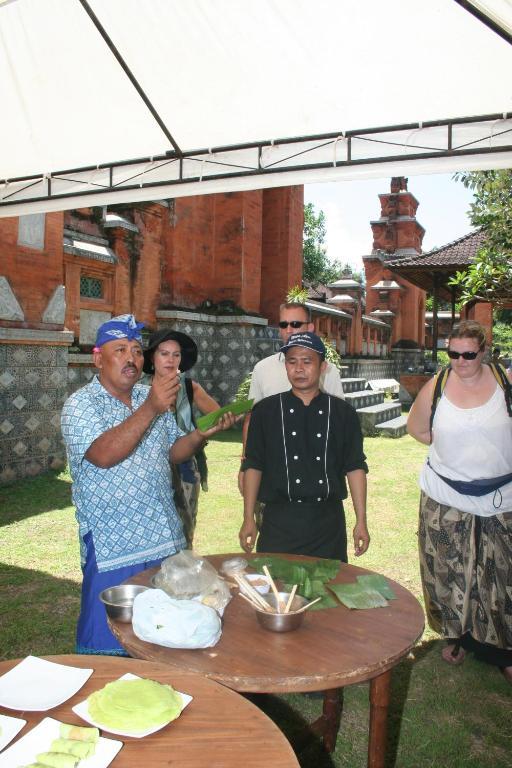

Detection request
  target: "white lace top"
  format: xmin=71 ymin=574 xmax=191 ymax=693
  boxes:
xmin=420 ymin=385 xmax=512 ymax=516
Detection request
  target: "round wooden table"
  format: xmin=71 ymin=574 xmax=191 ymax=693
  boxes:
xmin=111 ymin=554 xmax=425 ymax=767
xmin=0 ymin=655 xmax=299 ymax=767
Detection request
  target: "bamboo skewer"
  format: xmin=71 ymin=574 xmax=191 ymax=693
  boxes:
xmin=294 ymin=596 xmax=322 ymax=613
xmin=238 ymin=592 xmax=268 ymax=611
xmin=233 ymin=574 xmax=272 ymax=611
xmin=262 ymin=565 xmax=284 ymax=612
xmin=233 ymin=574 xmax=268 ymax=606
xmin=284 ymin=585 xmax=298 ymax=614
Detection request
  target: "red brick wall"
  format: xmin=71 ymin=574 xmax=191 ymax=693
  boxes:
xmin=365 ymin=261 xmax=426 ymax=347
xmin=461 ymin=302 xmax=494 ymax=337
xmin=371 ymin=220 xmax=424 ymax=255
xmin=0 ymin=213 xmax=64 ymax=327
xmin=160 ymin=191 xmax=264 ymax=315
xmin=132 ymin=204 xmax=166 ymax=326
xmin=260 ymin=186 xmax=304 ymax=325
xmin=366 ymin=183 xmax=426 ymax=347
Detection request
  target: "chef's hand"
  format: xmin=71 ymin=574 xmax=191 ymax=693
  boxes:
xmin=239 ymin=518 xmax=257 ymax=553
xmin=353 ymin=521 xmax=370 ymax=556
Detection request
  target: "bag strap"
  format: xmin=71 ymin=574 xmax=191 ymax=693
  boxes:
xmin=430 ymin=365 xmax=451 ymax=433
xmin=185 ymin=376 xmax=194 ymax=406
xmin=430 ymin=362 xmax=512 ymax=432
xmin=183 ymin=376 xmax=209 ymax=487
xmin=184 ymin=377 xmax=196 ymax=428
xmin=489 ymin=361 xmax=512 ymax=417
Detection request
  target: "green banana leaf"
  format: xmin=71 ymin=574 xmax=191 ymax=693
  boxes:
xmin=250 ymin=555 xmax=341 ymax=609
xmin=328 ymin=582 xmax=389 ymax=609
xmin=196 ymin=399 xmax=253 ymax=431
xmin=356 ymin=574 xmax=396 ymax=600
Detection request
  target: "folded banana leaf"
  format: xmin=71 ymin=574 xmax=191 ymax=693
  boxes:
xmin=250 ymin=555 xmax=341 ymax=609
xmin=196 ymin=398 xmax=253 ymax=431
xmin=328 ymin=582 xmax=388 ymax=609
xmin=356 ymin=574 xmax=396 ymax=600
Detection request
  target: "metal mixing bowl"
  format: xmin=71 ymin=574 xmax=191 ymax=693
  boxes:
xmin=99 ymin=584 xmax=149 ymax=622
xmin=255 ymin=592 xmax=309 ymax=633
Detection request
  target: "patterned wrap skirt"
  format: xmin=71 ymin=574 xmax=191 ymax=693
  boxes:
xmin=171 ymin=457 xmax=201 ymax=548
xmin=418 ymin=491 xmax=512 ymax=653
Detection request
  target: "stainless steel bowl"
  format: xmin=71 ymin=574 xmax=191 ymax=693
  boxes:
xmin=255 ymin=592 xmax=309 ymax=633
xmin=99 ymin=584 xmax=149 ymax=622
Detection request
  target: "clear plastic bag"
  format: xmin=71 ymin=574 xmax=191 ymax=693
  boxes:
xmin=153 ymin=550 xmax=232 ymax=615
xmin=132 ymin=589 xmax=222 ymax=649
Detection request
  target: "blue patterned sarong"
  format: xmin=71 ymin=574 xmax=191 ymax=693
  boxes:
xmin=76 ymin=532 xmax=163 ymax=655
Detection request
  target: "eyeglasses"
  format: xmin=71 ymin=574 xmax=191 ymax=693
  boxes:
xmin=278 ymin=320 xmax=307 ymax=329
xmin=447 ymin=349 xmax=482 ymax=360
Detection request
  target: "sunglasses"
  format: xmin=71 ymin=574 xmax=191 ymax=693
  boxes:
xmin=278 ymin=320 xmax=307 ymax=329
xmin=447 ymin=349 xmax=482 ymax=360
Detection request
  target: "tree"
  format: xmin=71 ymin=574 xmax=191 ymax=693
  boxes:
xmin=492 ymin=321 xmax=512 ymax=354
xmin=450 ymin=171 xmax=512 ymax=303
xmin=303 ymin=203 xmax=341 ymax=284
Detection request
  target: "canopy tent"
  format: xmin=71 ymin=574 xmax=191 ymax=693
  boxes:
xmin=1 ymin=0 xmax=511 ymax=217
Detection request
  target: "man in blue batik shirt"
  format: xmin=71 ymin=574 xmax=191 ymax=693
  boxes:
xmin=61 ymin=314 xmax=235 ymax=655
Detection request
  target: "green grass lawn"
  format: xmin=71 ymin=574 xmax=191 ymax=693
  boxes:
xmin=1 ymin=431 xmax=511 ymax=767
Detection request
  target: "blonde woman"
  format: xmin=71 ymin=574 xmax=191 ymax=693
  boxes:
xmin=408 ymin=320 xmax=512 ymax=683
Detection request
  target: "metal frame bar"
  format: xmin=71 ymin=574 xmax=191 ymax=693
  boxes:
xmin=1 ymin=113 xmax=511 ymax=210
xmin=453 ymin=0 xmax=512 ymax=46
xmin=77 ymin=0 xmax=182 ymax=156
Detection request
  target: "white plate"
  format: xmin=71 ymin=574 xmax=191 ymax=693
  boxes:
xmin=0 ymin=716 xmax=122 ymax=768
xmin=0 ymin=657 xmax=93 ymax=712
xmin=73 ymin=673 xmax=192 ymax=739
xmin=0 ymin=715 xmax=26 ymax=753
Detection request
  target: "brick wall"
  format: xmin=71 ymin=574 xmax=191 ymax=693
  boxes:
xmin=0 ymin=213 xmax=64 ymax=328
xmin=160 ymin=191 xmax=266 ymax=317
xmin=260 ymin=187 xmax=304 ymax=325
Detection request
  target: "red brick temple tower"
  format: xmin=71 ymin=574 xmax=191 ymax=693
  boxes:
xmin=364 ymin=177 xmax=426 ymax=347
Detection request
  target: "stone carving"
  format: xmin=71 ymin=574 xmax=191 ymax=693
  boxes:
xmin=390 ymin=176 xmax=408 ymax=192
xmin=79 ymin=309 xmax=111 ymax=345
xmin=18 ymin=213 xmax=45 ymax=250
xmin=0 ymin=276 xmax=24 ymax=321
xmin=42 ymin=285 xmax=66 ymax=324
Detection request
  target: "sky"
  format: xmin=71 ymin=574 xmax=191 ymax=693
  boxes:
xmin=304 ymin=172 xmax=475 ymax=273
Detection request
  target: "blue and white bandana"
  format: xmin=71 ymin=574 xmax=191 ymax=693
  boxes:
xmin=95 ymin=314 xmax=144 ymax=348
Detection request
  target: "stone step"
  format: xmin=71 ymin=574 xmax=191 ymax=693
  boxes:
xmin=344 ymin=389 xmax=384 ymax=410
xmin=356 ymin=401 xmax=402 ymax=436
xmin=374 ymin=415 xmax=408 ymax=438
xmin=366 ymin=378 xmax=400 ymax=395
xmin=340 ymin=377 xmax=366 ymax=393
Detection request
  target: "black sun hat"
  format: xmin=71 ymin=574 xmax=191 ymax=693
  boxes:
xmin=143 ymin=329 xmax=198 ymax=374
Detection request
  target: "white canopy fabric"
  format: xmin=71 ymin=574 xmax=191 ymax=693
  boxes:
xmin=1 ymin=0 xmax=511 ymax=216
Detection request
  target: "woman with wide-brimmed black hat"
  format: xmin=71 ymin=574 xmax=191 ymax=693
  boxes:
xmin=144 ymin=329 xmax=220 ymax=547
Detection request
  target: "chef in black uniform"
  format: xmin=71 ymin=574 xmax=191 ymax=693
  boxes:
xmin=239 ymin=332 xmax=370 ymax=561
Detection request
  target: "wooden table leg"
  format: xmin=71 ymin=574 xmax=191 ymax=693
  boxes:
xmin=293 ymin=687 xmax=343 ymax=754
xmin=321 ymin=687 xmax=343 ymax=753
xmin=368 ymin=669 xmax=392 ymax=768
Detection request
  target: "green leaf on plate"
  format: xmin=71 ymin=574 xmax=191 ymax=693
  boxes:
xmin=356 ymin=574 xmax=396 ymax=600
xmin=328 ymin=583 xmax=388 ymax=609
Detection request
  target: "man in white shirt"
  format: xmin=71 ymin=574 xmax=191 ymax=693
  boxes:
xmin=238 ymin=302 xmax=344 ymax=492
